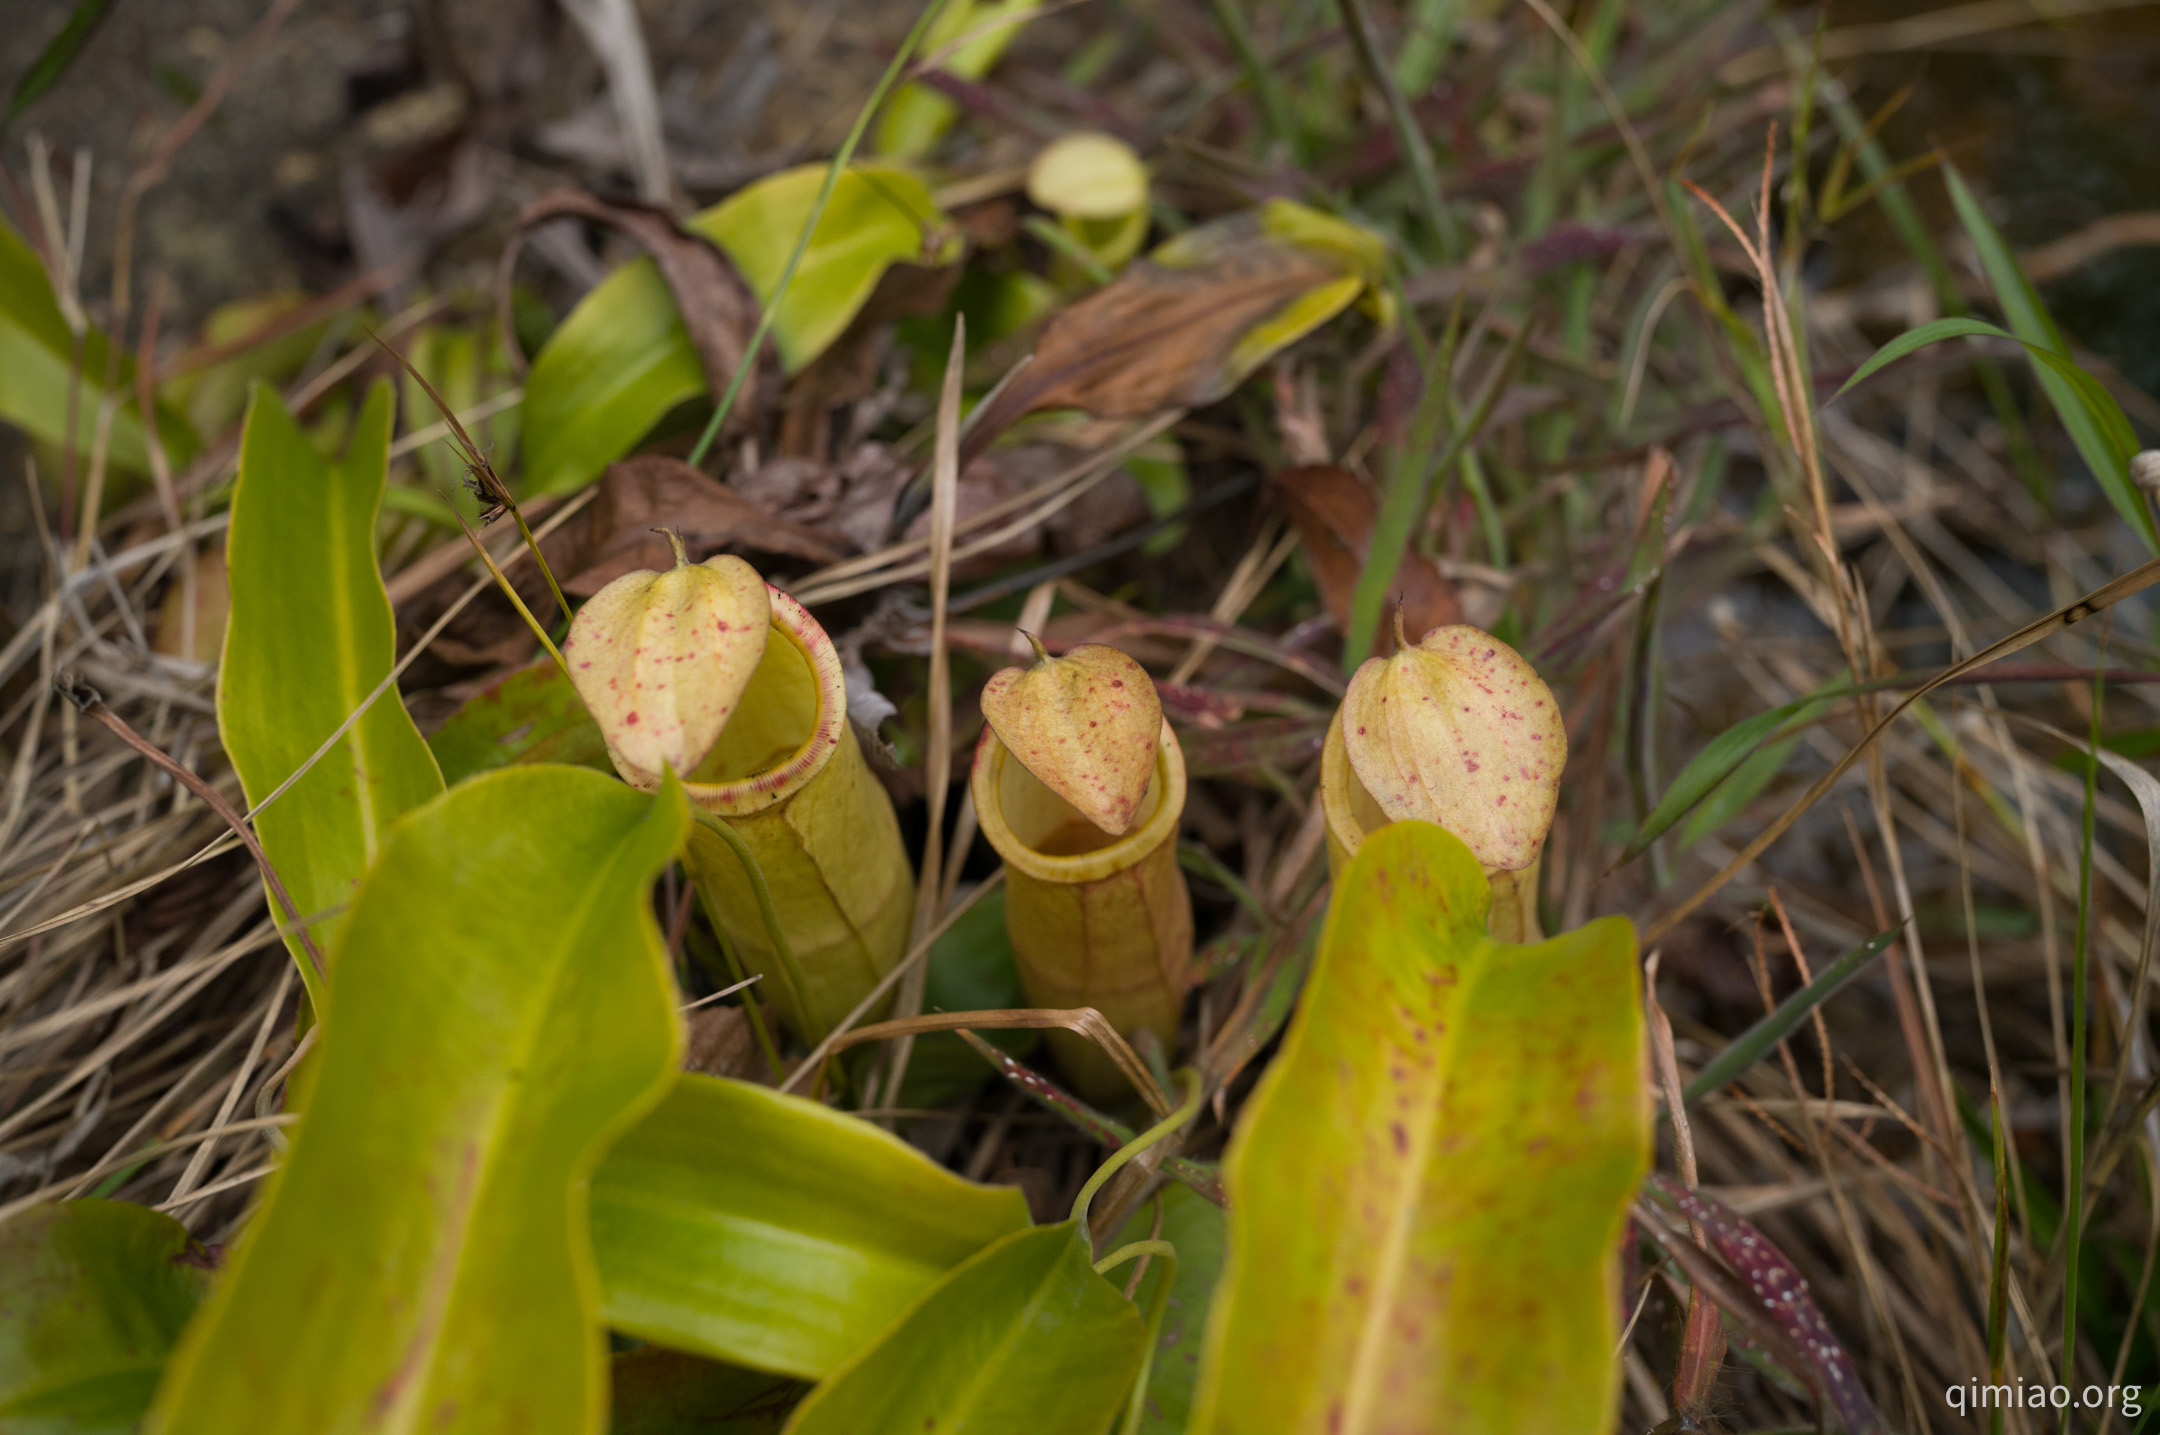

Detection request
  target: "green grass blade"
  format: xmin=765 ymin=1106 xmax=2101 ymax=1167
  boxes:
xmin=1683 ymin=928 xmax=1901 ymax=1102
xmin=6 ymin=0 xmax=118 ymax=128
xmin=1943 ymin=163 xmax=2157 ymax=554
xmin=1622 ymin=688 xmax=1837 ymax=863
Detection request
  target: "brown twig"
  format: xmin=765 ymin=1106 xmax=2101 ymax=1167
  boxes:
xmin=55 ymin=675 xmax=326 ymax=980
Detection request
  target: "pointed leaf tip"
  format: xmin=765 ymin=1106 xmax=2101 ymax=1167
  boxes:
xmin=981 ymin=643 xmax=1163 ymax=837
xmin=564 ymin=553 xmax=771 ymax=784
xmin=1342 ymin=624 xmax=1565 ymax=871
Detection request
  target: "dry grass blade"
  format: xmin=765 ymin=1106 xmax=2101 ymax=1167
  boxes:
xmin=883 ymin=317 xmax=966 ymax=1102
xmin=55 ymin=679 xmax=325 ymax=981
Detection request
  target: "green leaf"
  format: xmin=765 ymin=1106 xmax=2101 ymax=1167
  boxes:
xmin=427 ymin=658 xmax=612 ymax=787
xmin=1621 ymin=688 xmax=1835 ymax=862
xmin=521 ymin=166 xmax=955 ymax=496
xmin=215 ymin=380 xmax=444 ymax=1011
xmin=1191 ymin=821 xmax=1647 ymax=1434
xmin=145 ymin=767 xmax=692 ymax=1435
xmin=1118 ymin=1185 xmax=1226 ymax=1435
xmin=8 ymin=0 xmax=120 ymax=128
xmin=1943 ymin=163 xmax=2157 ymax=554
xmin=590 ymin=1072 xmax=1030 ymax=1380
xmin=0 ymin=218 xmax=194 ymax=474
xmin=1832 ymin=315 xmax=2017 ymax=400
xmin=608 ymin=1350 xmax=800 ymax=1435
xmin=0 ymin=1200 xmax=206 ymax=1435
xmin=781 ymin=1222 xmax=1146 ymax=1435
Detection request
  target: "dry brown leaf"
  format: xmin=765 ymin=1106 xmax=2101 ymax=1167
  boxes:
xmin=561 ymin=540 xmax=771 ymax=782
xmin=567 ymin=455 xmax=845 ymax=594
xmin=1273 ymin=464 xmax=1458 ymax=637
xmin=960 ymin=214 xmax=1349 ymax=461
xmin=1342 ymin=623 xmax=1565 ymax=872
xmin=980 ymin=641 xmax=1163 ymax=837
xmin=496 ymin=188 xmax=776 ymax=434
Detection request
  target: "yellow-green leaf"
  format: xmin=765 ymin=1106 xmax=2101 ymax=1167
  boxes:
xmin=215 ymin=380 xmax=443 ymax=1011
xmin=520 ymin=166 xmax=955 ymax=496
xmin=145 ymin=767 xmax=691 ymax=1435
xmin=781 ymin=1222 xmax=1145 ymax=1435
xmin=0 ymin=217 xmax=194 ymax=474
xmin=591 ymin=1073 xmax=1030 ymax=1379
xmin=1191 ymin=821 xmax=1647 ymax=1435
xmin=691 ymin=165 xmax=955 ymax=372
xmin=0 ymin=1200 xmax=207 ymax=1435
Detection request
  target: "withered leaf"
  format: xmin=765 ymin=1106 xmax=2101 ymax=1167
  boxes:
xmin=961 ymin=206 xmax=1373 ymax=463
xmin=496 ymin=189 xmax=776 ymax=435
xmin=569 ymin=455 xmax=845 ymax=595
xmin=1273 ymin=464 xmax=1458 ymax=638
xmin=981 ymin=642 xmax=1163 ymax=837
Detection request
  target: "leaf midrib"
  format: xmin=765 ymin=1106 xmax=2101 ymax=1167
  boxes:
xmin=1336 ymin=931 xmax=1485 ymax=1433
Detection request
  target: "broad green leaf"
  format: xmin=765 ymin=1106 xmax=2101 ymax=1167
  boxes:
xmin=1943 ymin=163 xmax=2156 ymax=554
xmin=521 ymin=166 xmax=955 ymax=496
xmin=1118 ymin=1185 xmax=1227 ymax=1435
xmin=782 ymin=1222 xmax=1145 ymax=1435
xmin=692 ymin=166 xmax=954 ymax=373
xmin=1622 ymin=689 xmax=1834 ymax=861
xmin=215 ymin=381 xmax=443 ymax=1011
xmin=609 ymin=1350 xmax=799 ymax=1435
xmin=427 ymin=658 xmax=612 ymax=786
xmin=0 ymin=218 xmax=194 ymax=474
xmin=0 ymin=1201 xmax=206 ymax=1435
xmin=590 ymin=1073 xmax=1030 ymax=1380
xmin=1191 ymin=821 xmax=1647 ymax=1435
xmin=145 ymin=767 xmax=691 ymax=1435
